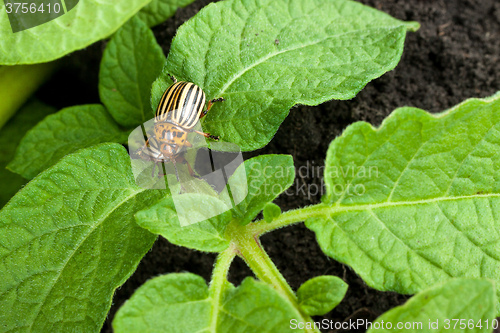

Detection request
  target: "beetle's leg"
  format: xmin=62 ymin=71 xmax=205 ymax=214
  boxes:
xmin=186 ymin=162 xmax=198 ymax=178
xmin=194 ymin=130 xmax=219 ymax=141
xmin=156 ymin=161 xmax=168 ymax=178
xmin=151 ymin=162 xmax=156 ymax=178
xmin=168 ymin=74 xmax=178 ymax=84
xmin=172 ymin=159 xmax=180 ymax=183
xmin=200 ymin=97 xmax=225 ymax=118
xmin=176 ymin=154 xmax=199 ymax=179
xmin=134 ymin=138 xmax=149 ymax=157
xmin=208 ymin=97 xmax=225 ymax=111
xmin=171 ymin=160 xmax=187 ymax=194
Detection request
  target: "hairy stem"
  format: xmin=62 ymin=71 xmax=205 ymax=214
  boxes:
xmin=249 ymin=192 xmax=500 ymax=237
xmin=227 ymin=223 xmax=320 ymax=333
xmin=208 ymin=245 xmax=236 ymax=332
xmin=0 ymin=63 xmax=58 ymax=130
xmin=248 ymin=203 xmax=326 ymax=236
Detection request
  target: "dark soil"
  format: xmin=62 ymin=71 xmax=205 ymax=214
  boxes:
xmin=37 ymin=0 xmax=500 ymax=332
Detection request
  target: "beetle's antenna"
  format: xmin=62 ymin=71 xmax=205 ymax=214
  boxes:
xmin=168 ymin=74 xmax=178 ymax=84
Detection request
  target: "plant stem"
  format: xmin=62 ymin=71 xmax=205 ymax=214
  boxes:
xmin=227 ymin=224 xmax=320 ymax=333
xmin=248 ymin=203 xmax=327 ymax=236
xmin=0 ymin=63 xmax=58 ymax=130
xmin=208 ymin=245 xmax=236 ymax=332
xmin=249 ymin=192 xmax=500 ymax=237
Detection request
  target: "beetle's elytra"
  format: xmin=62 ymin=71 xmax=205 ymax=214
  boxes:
xmin=155 ymin=80 xmax=206 ymax=128
xmin=136 ymin=74 xmax=224 ymax=178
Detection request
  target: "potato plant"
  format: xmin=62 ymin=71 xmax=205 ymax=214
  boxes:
xmin=0 ymin=0 xmax=498 ymax=332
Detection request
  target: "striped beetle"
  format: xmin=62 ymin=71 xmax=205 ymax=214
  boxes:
xmin=136 ymin=74 xmax=224 ymax=179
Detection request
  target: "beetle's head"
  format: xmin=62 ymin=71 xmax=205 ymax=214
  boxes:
xmin=153 ymin=121 xmax=189 ymax=160
xmin=159 ymin=142 xmax=178 ymax=159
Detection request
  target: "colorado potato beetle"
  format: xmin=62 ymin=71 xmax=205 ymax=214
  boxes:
xmin=136 ymin=75 xmax=224 ymax=179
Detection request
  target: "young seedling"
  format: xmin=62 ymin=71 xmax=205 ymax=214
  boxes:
xmin=112 ymin=91 xmax=499 ymax=333
xmin=9 ymin=0 xmax=499 ymax=332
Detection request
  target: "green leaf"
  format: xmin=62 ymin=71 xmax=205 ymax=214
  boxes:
xmin=367 ymin=278 xmax=495 ymax=333
xmin=0 ymin=0 xmax=153 ymax=65
xmin=0 ymin=143 xmax=165 ymax=333
xmin=152 ymin=0 xmax=418 ymax=151
xmin=100 ymin=16 xmax=166 ymax=127
xmin=0 ymin=64 xmax=56 ymax=129
xmin=113 ymin=273 xmax=211 ymax=333
xmin=138 ymin=0 xmax=196 ymax=27
xmin=8 ymin=104 xmax=128 ymax=180
xmin=304 ymin=92 xmax=500 ymax=313
xmin=135 ymin=154 xmax=294 ymax=249
xmin=232 ymin=154 xmax=294 ymax=224
xmin=218 ymin=277 xmax=304 ymax=332
xmin=263 ymin=202 xmax=281 ymax=222
xmin=297 ymin=275 xmax=348 ymax=316
xmin=135 ymin=193 xmax=232 ymax=252
xmin=113 ymin=274 xmax=305 ymax=333
xmin=0 ymin=99 xmax=56 ymax=208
